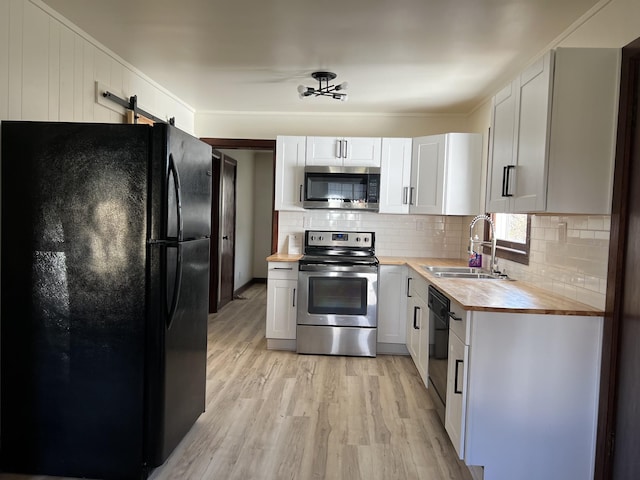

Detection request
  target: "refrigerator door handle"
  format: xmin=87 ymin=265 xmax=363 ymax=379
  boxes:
xmin=168 ymin=154 xmax=184 ymax=241
xmin=167 ymin=243 xmax=183 ymax=330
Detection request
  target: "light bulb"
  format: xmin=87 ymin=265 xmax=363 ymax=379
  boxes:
xmin=335 ymin=82 xmax=348 ymax=91
xmin=340 ymin=94 xmax=348 ymax=102
xmin=297 ymin=85 xmax=306 ymax=94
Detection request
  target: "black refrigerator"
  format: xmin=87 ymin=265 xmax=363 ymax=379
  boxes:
xmin=0 ymin=121 xmax=212 ymax=479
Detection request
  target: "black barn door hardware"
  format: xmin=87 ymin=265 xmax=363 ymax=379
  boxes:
xmin=102 ymin=91 xmax=175 ymax=125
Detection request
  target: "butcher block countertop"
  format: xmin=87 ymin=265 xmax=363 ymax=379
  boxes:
xmin=381 ymin=256 xmax=603 ymax=317
xmin=267 ymin=253 xmax=303 ymax=262
xmin=267 ymin=254 xmax=604 ymax=316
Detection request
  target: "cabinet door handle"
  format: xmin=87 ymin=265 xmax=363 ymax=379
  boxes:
xmin=413 ymin=306 xmax=420 ymax=329
xmin=336 ymin=140 xmax=342 ymax=158
xmin=343 ymin=140 xmax=348 ymax=158
xmin=448 ymin=311 xmax=462 ymax=321
xmin=454 ymin=359 xmax=464 ymax=394
xmin=273 ymin=267 xmax=293 ymax=270
xmin=409 ymin=187 xmax=415 ymax=205
xmin=292 ymin=288 xmax=296 ymax=307
xmin=403 ymin=186 xmax=409 ymax=205
xmin=299 ymin=184 xmax=303 ymax=202
xmin=407 ymin=277 xmax=412 ymax=297
xmin=502 ymin=165 xmax=515 ymax=197
xmin=501 ymin=166 xmax=508 ymax=197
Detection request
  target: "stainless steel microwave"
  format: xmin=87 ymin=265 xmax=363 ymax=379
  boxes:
xmin=303 ymin=166 xmax=380 ymax=211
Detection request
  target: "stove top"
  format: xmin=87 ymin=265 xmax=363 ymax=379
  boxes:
xmin=300 ymin=230 xmax=377 ymax=266
xmin=303 ymin=230 xmax=375 ymax=253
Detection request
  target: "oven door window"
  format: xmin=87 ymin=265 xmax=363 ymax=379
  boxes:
xmin=308 ymin=276 xmax=367 ymax=315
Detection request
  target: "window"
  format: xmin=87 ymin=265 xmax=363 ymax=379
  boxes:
xmin=483 ymin=213 xmax=530 ymax=265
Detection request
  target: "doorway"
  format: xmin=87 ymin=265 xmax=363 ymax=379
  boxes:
xmin=596 ymin=36 xmax=640 ymax=479
xmin=201 ymin=138 xmax=277 ymax=312
xmin=219 ymin=155 xmax=237 ymax=309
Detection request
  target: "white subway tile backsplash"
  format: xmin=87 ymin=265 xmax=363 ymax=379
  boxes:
xmin=481 ymin=214 xmax=610 ymax=310
xmin=277 ymin=212 xmax=610 ymax=311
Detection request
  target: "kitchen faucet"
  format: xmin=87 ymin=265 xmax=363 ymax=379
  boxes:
xmin=469 ymin=214 xmax=499 ymax=274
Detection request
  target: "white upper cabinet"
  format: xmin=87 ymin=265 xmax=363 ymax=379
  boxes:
xmin=275 ymin=135 xmax=306 ymax=211
xmin=379 ymin=138 xmax=412 ymax=214
xmin=486 ymin=48 xmax=621 ymax=214
xmin=305 ymin=136 xmax=382 ymax=167
xmin=410 ymin=133 xmax=482 ymax=215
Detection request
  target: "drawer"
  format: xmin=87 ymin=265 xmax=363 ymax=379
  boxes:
xmin=448 ymin=296 xmax=470 ymax=345
xmin=408 ymin=268 xmax=430 ymax=302
xmin=268 ymin=262 xmax=298 ymax=280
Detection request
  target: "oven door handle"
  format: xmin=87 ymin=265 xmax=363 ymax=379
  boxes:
xmin=299 ymin=264 xmax=378 ymax=274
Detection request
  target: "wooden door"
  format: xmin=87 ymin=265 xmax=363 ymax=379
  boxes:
xmin=208 ymin=151 xmax=221 ymax=313
xmin=596 ymin=36 xmax=640 ymax=480
xmin=219 ymin=155 xmax=237 ymax=309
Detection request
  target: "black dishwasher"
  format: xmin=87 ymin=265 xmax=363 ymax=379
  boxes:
xmin=427 ymin=285 xmax=450 ymax=424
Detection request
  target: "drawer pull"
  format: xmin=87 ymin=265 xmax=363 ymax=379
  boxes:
xmin=454 ymin=359 xmax=464 ymax=394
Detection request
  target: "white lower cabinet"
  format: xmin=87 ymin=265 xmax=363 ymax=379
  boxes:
xmin=444 ymin=325 xmax=468 ymax=459
xmin=446 ymin=309 xmax=603 ymax=480
xmin=265 ymin=262 xmax=297 ymax=350
xmin=405 ymin=271 xmax=429 ymax=387
xmin=377 ymin=265 xmax=408 ymax=353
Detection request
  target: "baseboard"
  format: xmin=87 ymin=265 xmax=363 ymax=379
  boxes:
xmin=266 ymin=339 xmax=296 ymax=351
xmin=234 ymin=278 xmax=267 ymax=298
xmin=376 ymin=343 xmax=410 ymax=355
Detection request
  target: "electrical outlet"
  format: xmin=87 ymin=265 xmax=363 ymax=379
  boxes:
xmin=558 ymin=222 xmax=567 ymax=242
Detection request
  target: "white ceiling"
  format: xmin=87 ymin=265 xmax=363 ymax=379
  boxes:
xmin=43 ymin=0 xmax=600 ymax=114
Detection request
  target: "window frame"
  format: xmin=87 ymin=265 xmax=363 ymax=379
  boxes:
xmin=482 ymin=213 xmax=531 ymax=265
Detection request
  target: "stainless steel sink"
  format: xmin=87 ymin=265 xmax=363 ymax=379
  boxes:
xmin=422 ymin=265 xmax=507 ymax=280
xmin=433 ymin=272 xmax=500 ymax=279
xmin=423 ymin=266 xmax=486 ymax=274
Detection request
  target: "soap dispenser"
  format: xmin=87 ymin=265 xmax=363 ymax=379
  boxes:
xmin=469 ymin=234 xmax=482 ymax=267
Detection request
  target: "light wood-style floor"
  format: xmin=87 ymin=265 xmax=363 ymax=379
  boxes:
xmin=0 ymin=283 xmax=473 ymax=480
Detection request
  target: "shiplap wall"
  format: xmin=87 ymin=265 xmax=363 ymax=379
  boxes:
xmin=0 ymin=0 xmax=195 ymax=132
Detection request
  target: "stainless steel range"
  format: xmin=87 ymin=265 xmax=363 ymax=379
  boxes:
xmin=297 ymin=230 xmax=378 ymax=357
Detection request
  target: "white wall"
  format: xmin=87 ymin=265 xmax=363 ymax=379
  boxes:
xmin=195 ymin=111 xmax=471 ymax=139
xmin=0 ymin=0 xmax=195 ymax=132
xmin=558 ymin=0 xmax=640 ymax=48
xmin=253 ymin=152 xmax=273 ymax=278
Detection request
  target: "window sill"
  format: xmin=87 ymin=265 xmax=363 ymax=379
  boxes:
xmin=482 ymin=244 xmax=530 ymax=266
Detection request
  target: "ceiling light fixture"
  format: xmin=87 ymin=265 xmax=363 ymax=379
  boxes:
xmin=297 ymin=71 xmax=348 ymax=102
